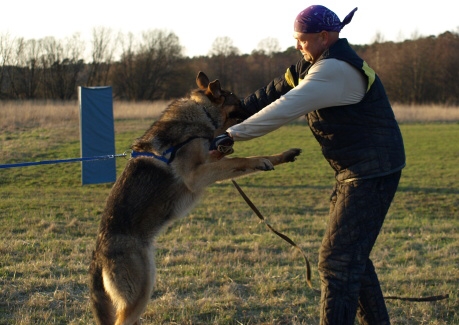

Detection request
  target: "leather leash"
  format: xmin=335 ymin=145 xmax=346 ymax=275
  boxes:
xmin=384 ymin=294 xmax=449 ymax=302
xmin=231 ymin=179 xmax=319 ymax=294
xmin=232 ymin=179 xmax=449 ymax=302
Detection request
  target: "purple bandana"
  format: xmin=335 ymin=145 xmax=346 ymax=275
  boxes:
xmin=294 ymin=5 xmax=358 ymax=33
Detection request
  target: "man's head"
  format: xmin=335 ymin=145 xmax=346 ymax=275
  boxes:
xmin=293 ymin=5 xmax=357 ymax=63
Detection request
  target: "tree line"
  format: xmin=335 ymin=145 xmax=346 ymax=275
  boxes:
xmin=1 ymin=28 xmax=458 ymax=105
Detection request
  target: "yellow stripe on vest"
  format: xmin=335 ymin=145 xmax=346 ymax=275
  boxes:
xmin=285 ymin=67 xmax=297 ymax=88
xmin=285 ymin=61 xmax=375 ymax=92
xmin=362 ymin=61 xmax=375 ymax=92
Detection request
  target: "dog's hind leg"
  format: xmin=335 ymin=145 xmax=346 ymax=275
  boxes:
xmin=103 ymin=246 xmax=156 ymax=325
xmin=115 ymin=300 xmax=148 ymax=325
xmin=89 ymin=257 xmax=116 ymax=325
xmin=91 ymin=290 xmax=116 ymax=325
xmin=112 ymin=269 xmax=155 ymax=325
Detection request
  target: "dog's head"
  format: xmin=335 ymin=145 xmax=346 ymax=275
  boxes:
xmin=194 ymin=71 xmax=249 ymax=135
xmin=132 ymin=72 xmax=249 ymax=155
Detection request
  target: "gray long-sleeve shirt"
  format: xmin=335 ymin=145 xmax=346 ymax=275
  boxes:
xmin=227 ymin=58 xmax=366 ymax=140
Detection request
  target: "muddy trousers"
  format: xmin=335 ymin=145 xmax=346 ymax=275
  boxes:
xmin=318 ymin=171 xmax=401 ymax=325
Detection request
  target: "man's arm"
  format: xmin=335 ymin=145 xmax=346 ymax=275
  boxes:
xmin=241 ymin=58 xmax=310 ymax=116
xmin=229 ymin=59 xmax=366 ymax=140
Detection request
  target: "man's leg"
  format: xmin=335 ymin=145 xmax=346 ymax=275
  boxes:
xmin=356 ymin=172 xmax=401 ymax=325
xmin=356 ymin=260 xmax=390 ymax=325
xmin=318 ymin=172 xmax=401 ymax=325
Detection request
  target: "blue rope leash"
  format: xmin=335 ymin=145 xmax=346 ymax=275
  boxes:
xmin=1 ymin=135 xmax=212 ymax=169
xmin=0 ymin=153 xmax=128 ymax=169
xmin=1 ymin=137 xmax=208 ymax=169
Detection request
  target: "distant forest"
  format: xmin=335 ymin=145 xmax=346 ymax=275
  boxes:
xmin=1 ymin=29 xmax=458 ymax=105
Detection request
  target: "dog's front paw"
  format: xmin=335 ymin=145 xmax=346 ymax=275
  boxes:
xmin=282 ymin=148 xmax=302 ymax=162
xmin=256 ymin=158 xmax=275 ymax=171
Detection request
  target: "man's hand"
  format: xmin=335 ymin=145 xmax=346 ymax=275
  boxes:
xmin=209 ymin=149 xmax=225 ymax=160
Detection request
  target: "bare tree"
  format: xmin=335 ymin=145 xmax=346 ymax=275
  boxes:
xmin=256 ymin=37 xmax=281 ymax=56
xmin=7 ymin=38 xmax=43 ymax=99
xmin=402 ymin=38 xmax=430 ymax=103
xmin=40 ymin=34 xmax=85 ymax=100
xmin=207 ymin=37 xmax=240 ymax=90
xmin=112 ymin=32 xmax=136 ymax=99
xmin=434 ymin=32 xmax=459 ymax=104
xmin=246 ymin=37 xmax=283 ymax=90
xmin=136 ymin=29 xmax=182 ymax=99
xmin=0 ymin=33 xmax=14 ymax=98
xmin=112 ymin=30 xmax=183 ymax=100
xmin=87 ymin=27 xmax=117 ymax=86
xmin=208 ymin=36 xmax=239 ymax=57
xmin=371 ymin=31 xmax=386 ymax=44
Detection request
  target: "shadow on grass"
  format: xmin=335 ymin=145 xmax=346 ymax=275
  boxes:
xmin=213 ymin=182 xmax=459 ymax=195
xmin=397 ymin=186 xmax=459 ymax=195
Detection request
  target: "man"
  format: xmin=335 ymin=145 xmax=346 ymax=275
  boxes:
xmin=214 ymin=5 xmax=405 ymax=325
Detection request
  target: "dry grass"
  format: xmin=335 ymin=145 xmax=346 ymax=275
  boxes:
xmin=112 ymin=100 xmax=172 ymax=120
xmin=1 ymin=103 xmax=458 ymax=324
xmin=1 ymin=101 xmax=458 ymax=133
xmin=0 ymin=100 xmax=171 ymax=132
xmin=391 ymin=103 xmax=459 ymax=123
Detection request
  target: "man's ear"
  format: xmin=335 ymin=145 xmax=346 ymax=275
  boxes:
xmin=319 ymin=31 xmax=329 ymax=45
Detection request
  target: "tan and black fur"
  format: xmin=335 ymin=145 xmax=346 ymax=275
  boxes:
xmin=89 ymin=72 xmax=301 ymax=325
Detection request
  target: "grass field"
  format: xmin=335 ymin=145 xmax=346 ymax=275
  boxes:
xmin=0 ymin=102 xmax=458 ymax=324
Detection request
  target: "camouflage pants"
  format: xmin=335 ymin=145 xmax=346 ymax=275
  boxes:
xmin=318 ymin=171 xmax=401 ymax=325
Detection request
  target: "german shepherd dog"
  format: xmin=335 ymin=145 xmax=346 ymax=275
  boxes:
xmin=89 ymin=72 xmax=301 ymax=325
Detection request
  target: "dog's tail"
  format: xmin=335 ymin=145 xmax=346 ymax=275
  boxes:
xmin=89 ymin=251 xmax=115 ymax=325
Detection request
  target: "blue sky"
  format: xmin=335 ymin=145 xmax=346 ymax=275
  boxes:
xmin=2 ymin=0 xmax=458 ymax=57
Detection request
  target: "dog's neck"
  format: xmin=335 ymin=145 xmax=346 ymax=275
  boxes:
xmin=202 ymin=106 xmax=219 ymax=129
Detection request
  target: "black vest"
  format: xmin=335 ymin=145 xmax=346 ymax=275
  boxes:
xmin=305 ymin=39 xmax=405 ymax=182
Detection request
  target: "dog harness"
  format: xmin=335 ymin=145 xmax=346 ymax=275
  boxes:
xmin=131 ymin=136 xmax=209 ymax=164
xmin=132 ymin=105 xmax=235 ymax=164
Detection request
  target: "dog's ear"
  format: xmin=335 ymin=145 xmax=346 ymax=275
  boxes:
xmin=196 ymin=71 xmax=209 ymax=90
xmin=196 ymin=71 xmax=223 ymax=103
xmin=208 ymin=80 xmax=222 ymax=99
